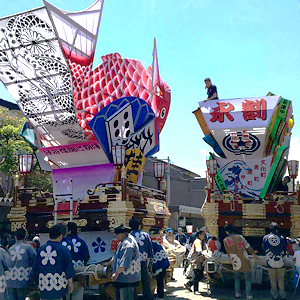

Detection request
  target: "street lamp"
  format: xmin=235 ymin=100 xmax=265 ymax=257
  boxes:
xmin=19 ymin=154 xmax=33 ymax=188
xmin=288 ymin=160 xmax=299 ymax=193
xmin=153 ymin=161 xmax=166 ymax=190
xmin=206 ymin=158 xmax=217 ymax=191
xmin=111 ymin=145 xmax=126 ymax=200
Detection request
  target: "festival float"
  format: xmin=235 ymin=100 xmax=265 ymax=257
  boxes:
xmin=193 ymin=95 xmax=299 ymax=288
xmin=0 ymin=0 xmax=172 ymax=293
xmin=193 ymin=95 xmax=299 ymax=240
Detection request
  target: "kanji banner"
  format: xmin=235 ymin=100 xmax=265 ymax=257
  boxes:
xmin=217 ymin=156 xmax=273 ymax=198
xmin=199 ymin=96 xmax=280 ymax=129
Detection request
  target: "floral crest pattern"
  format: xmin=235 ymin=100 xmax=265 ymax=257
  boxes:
xmin=40 ymin=245 xmax=57 ymax=265
xmin=92 ymin=237 xmax=106 ymax=253
xmin=71 ymin=238 xmax=81 ymax=253
xmin=133 ymin=232 xmax=145 ymax=247
xmin=11 ymin=246 xmax=25 ymax=261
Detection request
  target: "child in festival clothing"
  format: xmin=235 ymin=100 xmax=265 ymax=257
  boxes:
xmin=33 ymin=224 xmax=75 ymax=300
xmin=149 ymin=227 xmax=170 ymax=300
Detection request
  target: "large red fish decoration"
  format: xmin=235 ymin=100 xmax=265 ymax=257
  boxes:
xmin=68 ymin=52 xmax=171 ymax=140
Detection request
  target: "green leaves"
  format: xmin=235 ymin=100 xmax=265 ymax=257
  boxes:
xmin=0 ymin=107 xmax=52 ymax=192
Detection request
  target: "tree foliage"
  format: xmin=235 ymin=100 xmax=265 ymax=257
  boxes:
xmin=0 ymin=107 xmax=52 ymax=193
xmin=0 ymin=108 xmax=31 ymax=174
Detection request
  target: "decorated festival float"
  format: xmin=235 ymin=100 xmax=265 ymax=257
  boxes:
xmin=0 ymin=0 xmax=173 ymax=295
xmin=193 ymin=94 xmax=299 ymax=285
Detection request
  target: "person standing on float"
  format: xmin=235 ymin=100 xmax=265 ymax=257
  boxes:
xmin=204 ymin=78 xmax=218 ymax=101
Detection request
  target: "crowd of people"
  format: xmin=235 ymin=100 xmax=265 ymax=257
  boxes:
xmin=180 ymin=222 xmax=300 ymax=300
xmin=0 ymin=222 xmax=89 ymax=300
xmin=0 ymin=218 xmax=172 ymax=300
xmin=2 ymin=219 xmax=300 ymax=300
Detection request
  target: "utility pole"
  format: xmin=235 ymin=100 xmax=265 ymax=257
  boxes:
xmin=167 ymin=156 xmax=171 ymax=206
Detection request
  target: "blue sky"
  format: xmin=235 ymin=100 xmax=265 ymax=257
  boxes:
xmin=1 ymin=0 xmax=300 ymax=177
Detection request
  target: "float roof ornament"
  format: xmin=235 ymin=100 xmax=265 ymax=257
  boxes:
xmin=43 ymin=0 xmax=103 ymax=66
xmin=194 ymin=96 xmax=293 ymax=159
xmin=0 ymin=1 xmax=171 ymax=152
xmin=0 ymin=1 xmax=103 ymax=147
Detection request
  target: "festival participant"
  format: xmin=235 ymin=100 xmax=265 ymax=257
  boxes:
xmin=149 ymin=227 xmax=170 ymax=300
xmin=65 ymin=222 xmax=90 ymax=300
xmin=276 ymin=176 xmax=291 ymax=195
xmin=111 ymin=224 xmax=141 ymax=300
xmin=201 ymin=226 xmax=212 ymax=243
xmin=129 ymin=218 xmax=153 ymax=300
xmin=184 ymin=230 xmax=206 ymax=295
xmin=188 ymin=228 xmax=200 ymax=248
xmin=0 ymin=240 xmax=11 ymax=300
xmin=61 ymin=224 xmax=73 ymax=254
xmin=263 ymin=222 xmax=287 ymax=300
xmin=165 ymin=229 xmax=185 ymax=281
xmin=32 ymin=236 xmax=41 ymax=252
xmin=293 ymin=247 xmax=300 ymax=292
xmin=204 ymin=78 xmax=218 ymax=101
xmin=224 ymin=224 xmax=258 ymax=300
xmin=184 ymin=229 xmax=200 ymax=277
xmin=175 ymin=227 xmax=187 ymax=246
xmin=67 ymin=222 xmax=90 ymax=266
xmin=33 ymin=224 xmax=75 ymax=300
xmin=7 ymin=228 xmax=36 ymax=300
xmin=207 ymin=237 xmax=221 ymax=254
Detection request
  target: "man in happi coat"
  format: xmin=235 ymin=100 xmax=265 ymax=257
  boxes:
xmin=33 ymin=224 xmax=76 ymax=300
xmin=66 ymin=222 xmax=90 ymax=300
xmin=7 ymin=228 xmax=36 ymax=300
xmin=111 ymin=224 xmax=141 ymax=300
xmin=149 ymin=227 xmax=169 ymax=300
xmin=0 ymin=242 xmax=11 ymax=300
xmin=224 ymin=224 xmax=258 ymax=300
xmin=129 ymin=218 xmax=154 ymax=300
xmin=263 ymin=222 xmax=287 ymax=300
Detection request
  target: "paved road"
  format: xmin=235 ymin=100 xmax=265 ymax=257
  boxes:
xmin=165 ymin=268 xmax=300 ymax=300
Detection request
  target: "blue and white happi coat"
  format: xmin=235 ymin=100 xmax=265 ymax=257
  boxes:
xmin=112 ymin=234 xmax=141 ymax=284
xmin=34 ymin=241 xmax=76 ymax=299
xmin=7 ymin=241 xmax=36 ymax=288
xmin=263 ymin=233 xmax=287 ymax=269
xmin=0 ymin=247 xmax=11 ymax=300
xmin=66 ymin=234 xmax=90 ymax=267
xmin=151 ymin=241 xmax=169 ymax=276
xmin=131 ymin=230 xmax=153 ymax=265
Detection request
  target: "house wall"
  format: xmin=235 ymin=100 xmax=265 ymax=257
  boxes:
xmin=142 ymin=158 xmax=207 ymax=230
